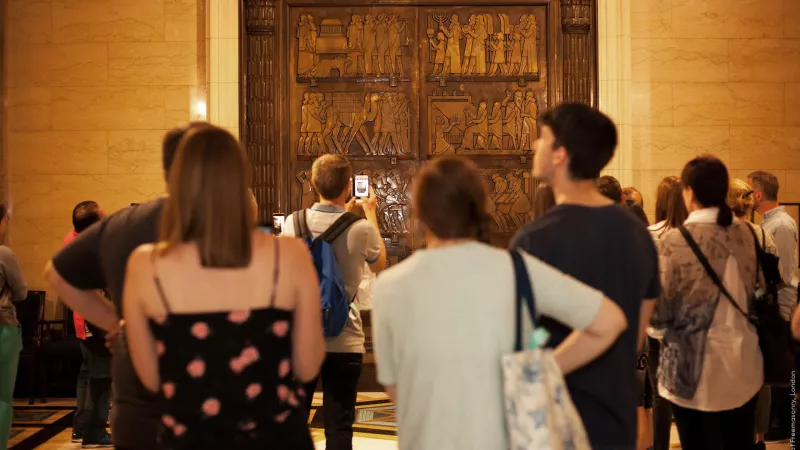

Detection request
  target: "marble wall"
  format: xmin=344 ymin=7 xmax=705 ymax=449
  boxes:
xmin=631 ymin=0 xmax=800 ymax=215
xmin=4 ymin=0 xmax=206 ymax=307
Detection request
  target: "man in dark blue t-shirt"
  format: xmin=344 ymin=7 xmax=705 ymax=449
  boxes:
xmin=510 ymin=104 xmax=660 ymax=450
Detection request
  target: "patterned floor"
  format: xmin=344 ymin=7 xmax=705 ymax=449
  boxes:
xmin=8 ymin=394 xmax=398 ymax=449
xmin=7 ymin=395 xmax=791 ymax=449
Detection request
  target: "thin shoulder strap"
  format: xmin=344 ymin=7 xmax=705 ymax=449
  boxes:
xmin=150 ymin=248 xmax=172 ymax=314
xmin=510 ymin=250 xmax=537 ymax=352
xmin=678 ymin=226 xmax=755 ymax=325
xmin=293 ymin=209 xmax=310 ymax=238
xmin=268 ymin=238 xmax=280 ymax=308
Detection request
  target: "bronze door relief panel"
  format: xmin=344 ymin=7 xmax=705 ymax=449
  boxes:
xmin=283 ymin=5 xmax=560 ymax=248
xmin=241 ymin=0 xmax=597 ymax=244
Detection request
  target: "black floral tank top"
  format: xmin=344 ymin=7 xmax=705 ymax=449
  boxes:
xmin=147 ymin=242 xmax=313 ymax=449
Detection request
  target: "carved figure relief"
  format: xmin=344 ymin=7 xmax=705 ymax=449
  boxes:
xmin=297 ymin=13 xmax=411 ymax=84
xmin=294 ymin=166 xmax=412 ymax=236
xmin=297 ymin=92 xmax=411 ymax=156
xmin=426 ymin=12 xmax=539 ymax=85
xmin=429 ymin=89 xmax=538 ymax=155
xmin=369 ymin=168 xmax=411 ymax=235
xmin=483 ymin=169 xmax=533 ymax=233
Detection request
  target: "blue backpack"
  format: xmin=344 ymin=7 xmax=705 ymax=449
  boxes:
xmin=293 ymin=210 xmax=361 ymax=338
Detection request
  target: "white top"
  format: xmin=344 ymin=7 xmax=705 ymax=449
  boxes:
xmin=659 ymin=208 xmax=764 ymax=412
xmin=371 ymin=242 xmax=605 ymax=450
xmin=648 ymin=220 xmax=668 ymax=241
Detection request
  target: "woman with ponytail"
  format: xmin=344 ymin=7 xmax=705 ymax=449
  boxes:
xmin=649 ymin=155 xmax=762 ymax=449
xmin=370 ymin=156 xmax=627 ymax=450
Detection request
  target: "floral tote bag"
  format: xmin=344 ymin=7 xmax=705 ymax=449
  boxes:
xmin=502 ymin=251 xmax=591 ymax=450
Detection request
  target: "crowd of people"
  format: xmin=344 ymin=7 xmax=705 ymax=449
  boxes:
xmin=0 ymin=103 xmax=797 ymax=450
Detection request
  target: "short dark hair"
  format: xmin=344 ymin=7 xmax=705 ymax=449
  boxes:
xmin=0 ymin=204 xmax=8 ymax=222
xmin=748 ymin=170 xmax=779 ymax=201
xmin=540 ymin=104 xmax=617 ymax=180
xmin=622 ymin=187 xmax=643 ymax=207
xmin=682 ymin=155 xmax=732 ymax=227
xmin=312 ymin=155 xmax=353 ymax=200
xmin=596 ymin=175 xmax=622 ymax=203
xmin=163 ymin=122 xmax=209 ymax=180
xmin=72 ymin=201 xmax=101 ymax=233
xmin=413 ymin=156 xmax=491 ymax=243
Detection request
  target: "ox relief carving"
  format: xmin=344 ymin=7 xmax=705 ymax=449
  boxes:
xmin=429 ymin=89 xmax=538 ymax=156
xmin=426 ymin=12 xmax=540 ymax=86
xmin=484 ymin=169 xmax=533 ymax=233
xmin=295 ymin=166 xmax=412 ymax=236
xmin=297 ymin=13 xmax=411 ymax=85
xmin=298 ymin=92 xmax=411 ymax=157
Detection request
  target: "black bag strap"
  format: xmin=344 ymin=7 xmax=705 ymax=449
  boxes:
xmin=314 ymin=212 xmax=361 ymax=247
xmin=511 ymin=250 xmax=537 ymax=352
xmin=292 ymin=209 xmax=311 ymax=239
xmin=743 ymin=223 xmax=764 ymax=284
xmin=679 ymin=226 xmax=756 ymax=326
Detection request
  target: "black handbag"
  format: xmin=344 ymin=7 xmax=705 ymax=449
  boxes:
xmin=679 ymin=225 xmax=794 ymax=387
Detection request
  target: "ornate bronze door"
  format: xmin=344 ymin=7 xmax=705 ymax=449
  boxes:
xmin=241 ymin=0 xmax=597 ymax=388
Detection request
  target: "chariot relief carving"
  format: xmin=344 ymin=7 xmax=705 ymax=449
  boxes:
xmin=429 ymin=89 xmax=538 ymax=156
xmin=426 ymin=12 xmax=540 ymax=86
xmin=296 ymin=13 xmax=412 ymax=85
xmin=295 ymin=165 xmax=413 ymax=236
xmin=483 ymin=169 xmax=533 ymax=233
xmin=297 ymin=91 xmax=411 ymax=157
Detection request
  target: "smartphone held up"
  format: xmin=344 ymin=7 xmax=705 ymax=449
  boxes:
xmin=353 ymin=174 xmax=369 ymax=199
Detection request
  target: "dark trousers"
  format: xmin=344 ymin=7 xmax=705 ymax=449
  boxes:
xmin=79 ymin=341 xmax=112 ymax=442
xmin=647 ymin=339 xmax=673 ymax=450
xmin=73 ymin=364 xmax=90 ymax=433
xmin=671 ymin=394 xmax=758 ymax=450
xmin=301 ymin=353 xmax=363 ymax=450
xmin=767 ymin=385 xmax=792 ymax=440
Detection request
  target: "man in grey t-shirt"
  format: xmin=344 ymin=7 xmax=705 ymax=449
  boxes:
xmin=283 ymin=155 xmax=386 ymax=450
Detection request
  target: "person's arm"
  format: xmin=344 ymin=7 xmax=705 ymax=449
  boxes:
xmin=358 ymin=190 xmax=387 ymax=274
xmin=771 ymin=221 xmax=798 ymax=286
xmin=792 ymin=306 xmax=800 ymax=340
xmin=45 ymin=220 xmax=119 ymax=331
xmin=121 ymin=245 xmax=160 ymax=393
xmin=371 ymin=276 xmax=397 ymax=404
xmin=285 ymin=237 xmax=325 ymax=382
xmin=281 ymin=213 xmax=296 ymax=237
xmin=0 ymin=247 xmax=27 ymax=302
xmin=521 ymin=253 xmax=627 ymax=375
xmin=638 ymin=239 xmax=661 ymax=350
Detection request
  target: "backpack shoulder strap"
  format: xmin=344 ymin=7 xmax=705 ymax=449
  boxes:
xmin=317 ymin=212 xmax=361 ymax=244
xmin=292 ymin=209 xmax=311 ymax=239
xmin=679 ymin=226 xmax=756 ymax=325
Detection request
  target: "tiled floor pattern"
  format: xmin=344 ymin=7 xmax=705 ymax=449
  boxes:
xmin=9 ymin=396 xmax=793 ymax=449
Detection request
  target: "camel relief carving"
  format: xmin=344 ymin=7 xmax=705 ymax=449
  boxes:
xmin=298 ymin=91 xmax=411 ymax=157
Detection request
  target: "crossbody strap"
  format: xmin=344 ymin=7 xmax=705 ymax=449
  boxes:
xmin=314 ymin=212 xmax=361 ymax=247
xmin=511 ymin=250 xmax=537 ymax=352
xmin=678 ymin=226 xmax=756 ymax=326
